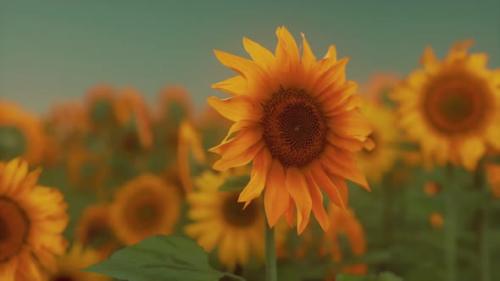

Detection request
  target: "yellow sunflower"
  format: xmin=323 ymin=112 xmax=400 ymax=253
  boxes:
xmin=0 ymin=101 xmax=45 ymax=164
xmin=157 ymin=85 xmax=194 ymax=124
xmin=323 ymin=204 xmax=367 ymax=278
xmin=178 ymin=121 xmax=206 ymax=192
xmin=208 ymin=26 xmax=372 ymax=233
xmin=75 ymin=205 xmax=119 ymax=257
xmin=85 ymin=84 xmax=119 ymax=130
xmin=0 ymin=158 xmax=68 ymax=281
xmin=110 ymin=174 xmax=181 ymax=245
xmin=45 ymin=244 xmax=109 ymax=281
xmin=185 ymin=171 xmax=265 ymax=270
xmin=392 ymin=41 xmax=500 ymax=170
xmin=357 ymin=100 xmax=399 ymax=183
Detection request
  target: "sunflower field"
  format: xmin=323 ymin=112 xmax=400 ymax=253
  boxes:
xmin=1 ymin=12 xmax=500 ymax=281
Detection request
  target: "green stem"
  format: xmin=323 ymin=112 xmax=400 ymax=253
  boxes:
xmin=476 ymin=162 xmax=490 ymax=281
xmin=265 ymin=224 xmax=277 ymax=281
xmin=444 ymin=167 xmax=457 ymax=281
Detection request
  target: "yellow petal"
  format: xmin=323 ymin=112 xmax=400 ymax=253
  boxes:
xmin=264 ymin=160 xmax=289 ymax=227
xmin=285 ymin=167 xmax=312 ymax=234
xmin=238 ymin=149 xmax=272 ymax=203
xmin=243 ymin=37 xmax=275 ymax=70
xmin=207 ymin=96 xmax=262 ymax=122
xmin=212 ymin=76 xmax=247 ymax=96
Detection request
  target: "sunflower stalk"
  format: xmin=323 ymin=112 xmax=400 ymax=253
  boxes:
xmin=444 ymin=166 xmax=457 ymax=281
xmin=475 ymin=161 xmax=490 ymax=281
xmin=265 ymin=224 xmax=277 ymax=281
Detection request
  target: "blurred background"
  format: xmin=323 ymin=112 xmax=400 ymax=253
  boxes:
xmin=1 ymin=0 xmax=499 ymax=112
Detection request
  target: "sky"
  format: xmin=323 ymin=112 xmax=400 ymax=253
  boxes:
xmin=1 ymin=0 xmax=499 ymax=113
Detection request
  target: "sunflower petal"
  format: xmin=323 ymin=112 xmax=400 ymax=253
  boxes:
xmin=264 ymin=161 xmax=289 ymax=227
xmin=310 ymin=165 xmax=348 ymax=209
xmin=285 ymin=167 xmax=312 ymax=234
xmin=238 ymin=149 xmax=272 ymax=203
xmin=212 ymin=76 xmax=248 ymax=96
xmin=243 ymin=37 xmax=275 ymax=70
xmin=207 ymin=96 xmax=262 ymax=122
xmin=305 ymin=174 xmax=330 ymax=231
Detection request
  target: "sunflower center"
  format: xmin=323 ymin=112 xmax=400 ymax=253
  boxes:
xmin=0 ymin=197 xmax=30 ymax=262
xmin=51 ymin=273 xmax=75 ymax=281
xmin=0 ymin=126 xmax=27 ymax=161
xmin=262 ymin=88 xmax=327 ymax=167
xmin=86 ymin=221 xmax=114 ymax=248
xmin=222 ymin=193 xmax=259 ymax=227
xmin=423 ymin=72 xmax=492 ymax=135
xmin=126 ymin=191 xmax=163 ymax=231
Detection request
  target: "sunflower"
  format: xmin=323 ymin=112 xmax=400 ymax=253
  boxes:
xmin=185 ymin=171 xmax=265 ymax=270
xmin=85 ymin=85 xmax=118 ymax=130
xmin=423 ymin=181 xmax=441 ymax=197
xmin=114 ymin=88 xmax=153 ymax=152
xmin=0 ymin=158 xmax=68 ymax=281
xmin=322 ymin=204 xmax=367 ymax=278
xmin=75 ymin=205 xmax=118 ymax=257
xmin=208 ymin=26 xmax=372 ymax=233
xmin=361 ymin=73 xmax=399 ymax=105
xmin=0 ymin=101 xmax=45 ymax=164
xmin=392 ymin=41 xmax=500 ymax=170
xmin=178 ymin=121 xmax=206 ymax=192
xmin=357 ymin=100 xmax=399 ymax=183
xmin=157 ymin=85 xmax=194 ymax=124
xmin=110 ymin=174 xmax=181 ymax=245
xmin=486 ymin=164 xmax=500 ymax=198
xmin=66 ymin=145 xmax=109 ymax=191
xmin=45 ymin=244 xmax=109 ymax=281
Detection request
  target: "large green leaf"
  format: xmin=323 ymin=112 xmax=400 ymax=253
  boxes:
xmin=87 ymin=235 xmax=244 ymax=281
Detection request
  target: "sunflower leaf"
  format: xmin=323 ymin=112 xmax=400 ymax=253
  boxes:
xmin=219 ymin=174 xmax=250 ymax=192
xmin=86 ymin=235 xmax=233 ymax=281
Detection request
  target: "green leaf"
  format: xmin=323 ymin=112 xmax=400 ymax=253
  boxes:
xmin=219 ymin=175 xmax=250 ymax=192
xmin=87 ymin=235 xmax=242 ymax=281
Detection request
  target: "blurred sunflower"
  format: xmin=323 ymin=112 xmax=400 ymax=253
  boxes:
xmin=66 ymin=146 xmax=109 ymax=191
xmin=45 ymin=244 xmax=109 ymax=281
xmin=393 ymin=41 xmax=500 ymax=170
xmin=157 ymin=85 xmax=194 ymax=124
xmin=75 ymin=205 xmax=118 ymax=257
xmin=185 ymin=171 xmax=265 ymax=270
xmin=357 ymin=101 xmax=399 ymax=183
xmin=114 ymin=88 xmax=153 ymax=152
xmin=110 ymin=174 xmax=181 ymax=245
xmin=323 ymin=205 xmax=367 ymax=278
xmin=208 ymin=26 xmax=372 ymax=234
xmin=0 ymin=101 xmax=45 ymax=164
xmin=85 ymin=85 xmax=119 ymax=130
xmin=361 ymin=73 xmax=399 ymax=105
xmin=486 ymin=164 xmax=500 ymax=198
xmin=423 ymin=181 xmax=441 ymax=197
xmin=0 ymin=159 xmax=68 ymax=281
xmin=178 ymin=121 xmax=206 ymax=192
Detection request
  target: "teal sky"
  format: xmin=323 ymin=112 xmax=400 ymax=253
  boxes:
xmin=1 ymin=0 xmax=499 ymax=113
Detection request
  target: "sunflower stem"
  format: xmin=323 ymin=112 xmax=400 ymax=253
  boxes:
xmin=265 ymin=224 xmax=277 ymax=281
xmin=475 ymin=161 xmax=490 ymax=281
xmin=444 ymin=166 xmax=457 ymax=281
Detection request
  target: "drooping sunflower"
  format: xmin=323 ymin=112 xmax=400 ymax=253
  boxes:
xmin=157 ymin=85 xmax=194 ymax=124
xmin=392 ymin=41 xmax=500 ymax=170
xmin=110 ymin=174 xmax=181 ymax=245
xmin=322 ymin=204 xmax=367 ymax=278
xmin=185 ymin=171 xmax=265 ymax=270
xmin=208 ymin=26 xmax=372 ymax=233
xmin=0 ymin=101 xmax=45 ymax=164
xmin=85 ymin=84 xmax=119 ymax=131
xmin=75 ymin=205 xmax=119 ymax=257
xmin=45 ymin=244 xmax=109 ymax=281
xmin=357 ymin=100 xmax=399 ymax=183
xmin=0 ymin=158 xmax=68 ymax=281
xmin=114 ymin=88 xmax=154 ymax=152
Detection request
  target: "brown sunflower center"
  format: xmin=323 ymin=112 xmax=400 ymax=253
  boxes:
xmin=51 ymin=273 xmax=76 ymax=281
xmin=222 ymin=193 xmax=259 ymax=227
xmin=126 ymin=190 xmax=163 ymax=231
xmin=423 ymin=72 xmax=492 ymax=135
xmin=262 ymin=88 xmax=327 ymax=167
xmin=0 ymin=196 xmax=30 ymax=262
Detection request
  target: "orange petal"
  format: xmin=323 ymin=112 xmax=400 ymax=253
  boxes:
xmin=322 ymin=148 xmax=370 ymax=191
xmin=212 ymin=76 xmax=247 ymax=96
xmin=243 ymin=37 xmax=275 ymax=70
xmin=327 ymin=132 xmax=365 ymax=152
xmin=275 ymin=26 xmax=300 ymax=65
xmin=330 ymin=110 xmax=372 ymax=141
xmin=285 ymin=167 xmax=312 ymax=234
xmin=210 ymin=128 xmax=262 ymax=158
xmin=301 ymin=33 xmax=317 ymax=69
xmin=214 ymin=49 xmax=266 ymax=80
xmin=213 ymin=141 xmax=264 ymax=171
xmin=305 ymin=174 xmax=330 ymax=231
xmin=238 ymin=149 xmax=272 ymax=203
xmin=207 ymin=96 xmax=262 ymax=122
xmin=310 ymin=164 xmax=348 ymax=209
xmin=264 ymin=160 xmax=289 ymax=227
